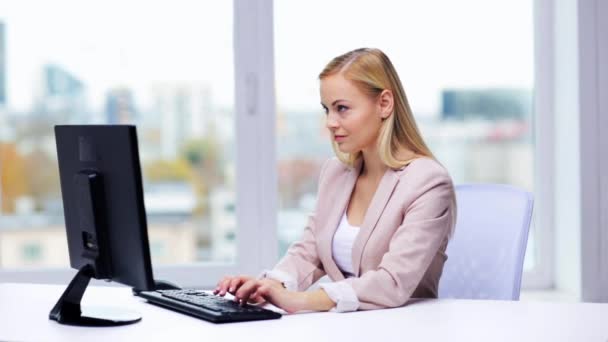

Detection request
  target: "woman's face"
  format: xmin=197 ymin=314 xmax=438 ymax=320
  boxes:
xmin=320 ymin=73 xmax=387 ymax=154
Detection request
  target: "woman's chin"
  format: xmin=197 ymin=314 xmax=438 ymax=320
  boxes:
xmin=336 ymin=144 xmax=355 ymax=154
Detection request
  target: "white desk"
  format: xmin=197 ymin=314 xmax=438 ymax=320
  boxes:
xmin=1 ymin=283 xmax=607 ymax=342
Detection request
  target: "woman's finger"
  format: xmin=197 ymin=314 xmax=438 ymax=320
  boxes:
xmin=218 ymin=277 xmax=234 ymax=296
xmin=228 ymin=277 xmax=246 ymax=294
xmin=234 ymin=279 xmax=260 ymax=303
xmin=213 ymin=276 xmax=230 ymax=294
xmin=248 ymin=291 xmax=266 ymax=304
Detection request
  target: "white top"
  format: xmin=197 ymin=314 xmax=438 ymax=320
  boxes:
xmin=331 ymin=211 xmax=360 ymax=276
xmin=261 ymin=210 xmax=361 ymax=312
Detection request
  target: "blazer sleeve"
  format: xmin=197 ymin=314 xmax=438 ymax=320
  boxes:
xmin=342 ymin=169 xmax=456 ymax=310
xmin=269 ymin=159 xmax=332 ymax=291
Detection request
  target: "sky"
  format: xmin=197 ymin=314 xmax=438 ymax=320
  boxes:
xmin=0 ymin=0 xmax=234 ymax=111
xmin=274 ymin=0 xmax=534 ymax=114
xmin=0 ymin=0 xmax=533 ymax=116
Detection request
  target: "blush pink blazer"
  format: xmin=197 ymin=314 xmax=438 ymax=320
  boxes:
xmin=272 ymin=156 xmax=457 ymax=310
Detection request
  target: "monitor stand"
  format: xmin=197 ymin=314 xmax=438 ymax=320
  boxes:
xmin=49 ymin=265 xmax=142 ymax=326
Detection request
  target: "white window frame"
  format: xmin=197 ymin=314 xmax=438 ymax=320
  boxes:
xmin=0 ymin=0 xmax=277 ymax=289
xmin=522 ymin=0 xmax=556 ymax=289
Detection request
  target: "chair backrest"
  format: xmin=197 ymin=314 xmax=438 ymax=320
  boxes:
xmin=438 ymin=184 xmax=534 ymax=300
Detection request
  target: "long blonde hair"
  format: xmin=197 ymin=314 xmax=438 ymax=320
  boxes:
xmin=319 ymin=48 xmax=435 ymax=169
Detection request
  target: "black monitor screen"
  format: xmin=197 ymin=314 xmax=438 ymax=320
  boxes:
xmin=55 ymin=125 xmax=155 ymax=291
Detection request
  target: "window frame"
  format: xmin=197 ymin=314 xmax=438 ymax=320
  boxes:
xmin=521 ymin=0 xmax=555 ymax=289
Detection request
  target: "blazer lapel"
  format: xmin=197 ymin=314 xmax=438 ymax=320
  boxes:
xmin=320 ymin=160 xmax=361 ymax=281
xmin=351 ymin=169 xmax=400 ymax=277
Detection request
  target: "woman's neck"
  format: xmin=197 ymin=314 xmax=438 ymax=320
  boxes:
xmin=360 ymin=147 xmax=387 ymax=180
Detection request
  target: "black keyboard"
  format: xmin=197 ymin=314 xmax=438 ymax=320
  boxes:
xmin=136 ymin=289 xmax=282 ymax=323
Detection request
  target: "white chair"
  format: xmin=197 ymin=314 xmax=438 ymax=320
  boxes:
xmin=438 ymin=184 xmax=534 ymax=300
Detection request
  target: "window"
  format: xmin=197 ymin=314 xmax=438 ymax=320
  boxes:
xmin=1 ymin=0 xmax=275 ymax=288
xmin=274 ymin=0 xmax=544 ymax=285
xmin=0 ymin=1 xmax=242 ymax=283
xmin=1 ymin=1 xmax=553 ymax=290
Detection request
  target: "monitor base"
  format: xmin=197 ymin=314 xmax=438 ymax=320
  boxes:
xmin=49 ymin=265 xmax=142 ymax=327
xmin=52 ymin=306 xmax=142 ymax=327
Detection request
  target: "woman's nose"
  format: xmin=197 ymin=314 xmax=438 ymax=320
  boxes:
xmin=325 ymin=112 xmax=339 ymax=129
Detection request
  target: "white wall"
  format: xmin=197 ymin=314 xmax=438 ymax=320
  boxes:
xmin=599 ymin=0 xmax=608 ymax=303
xmin=550 ymin=0 xmax=608 ymax=301
xmin=578 ymin=0 xmax=608 ymax=302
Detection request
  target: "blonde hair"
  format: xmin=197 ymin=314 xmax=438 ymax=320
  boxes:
xmin=319 ymin=48 xmax=435 ymax=169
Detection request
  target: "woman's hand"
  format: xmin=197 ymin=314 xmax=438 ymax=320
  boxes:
xmin=213 ymin=275 xmax=336 ymax=313
xmin=247 ymin=284 xmax=307 ymax=314
xmin=213 ymin=275 xmax=283 ymax=305
xmin=213 ymin=275 xmax=254 ymax=297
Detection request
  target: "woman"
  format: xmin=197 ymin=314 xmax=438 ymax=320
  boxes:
xmin=214 ymin=48 xmax=456 ymax=313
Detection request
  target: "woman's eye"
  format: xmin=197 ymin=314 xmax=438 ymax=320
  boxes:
xmin=337 ymin=105 xmax=348 ymax=112
xmin=322 ymin=107 xmax=329 ymax=115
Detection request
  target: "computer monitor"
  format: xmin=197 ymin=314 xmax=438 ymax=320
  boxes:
xmin=50 ymin=125 xmax=157 ymax=326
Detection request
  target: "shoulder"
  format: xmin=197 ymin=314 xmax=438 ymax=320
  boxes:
xmin=323 ymin=156 xmax=350 ymax=171
xmin=393 ymin=157 xmax=455 ymax=208
xmin=314 ymin=157 xmax=352 ymax=196
xmin=395 ymin=157 xmax=452 ymax=186
xmin=318 ymin=157 xmax=351 ymax=180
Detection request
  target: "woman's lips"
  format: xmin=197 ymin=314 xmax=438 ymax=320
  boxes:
xmin=334 ymin=135 xmax=346 ymax=142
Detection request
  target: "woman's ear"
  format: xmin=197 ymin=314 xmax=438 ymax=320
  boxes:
xmin=378 ymin=89 xmax=394 ymax=120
